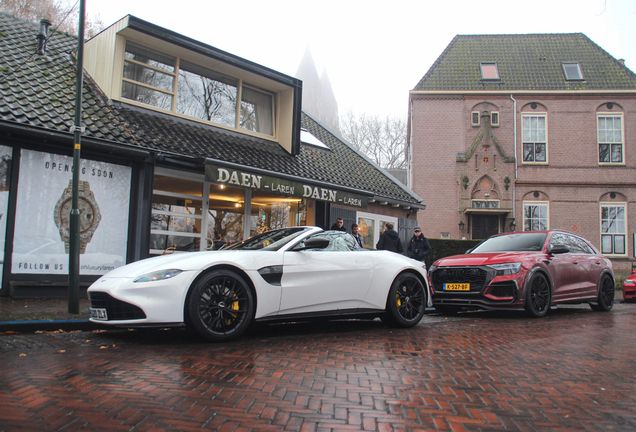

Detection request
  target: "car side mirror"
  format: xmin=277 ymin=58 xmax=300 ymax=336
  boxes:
xmin=293 ymin=237 xmax=330 ymax=251
xmin=548 ymin=244 xmax=569 ymax=255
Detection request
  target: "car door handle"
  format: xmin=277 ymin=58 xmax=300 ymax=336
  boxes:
xmin=572 ymin=261 xmax=578 ymax=264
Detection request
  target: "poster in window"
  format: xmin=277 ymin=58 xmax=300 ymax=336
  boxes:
xmin=12 ymin=149 xmax=132 ymax=275
xmin=0 ymin=145 xmax=13 ymax=277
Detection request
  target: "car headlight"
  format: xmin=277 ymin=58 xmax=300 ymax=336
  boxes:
xmin=488 ymin=262 xmax=522 ymax=276
xmin=134 ymin=269 xmax=183 ymax=283
xmin=428 ymin=265 xmax=437 ymax=275
xmin=626 ymin=278 xmax=634 ymax=284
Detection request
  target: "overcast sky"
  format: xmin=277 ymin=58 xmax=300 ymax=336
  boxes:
xmin=86 ymin=0 xmax=636 ymax=119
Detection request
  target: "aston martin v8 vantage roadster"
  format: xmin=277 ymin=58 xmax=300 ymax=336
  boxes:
xmin=88 ymin=227 xmax=432 ymax=341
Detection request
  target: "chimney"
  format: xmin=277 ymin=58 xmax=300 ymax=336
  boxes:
xmin=36 ymin=19 xmax=52 ymax=55
xmin=618 ymin=59 xmax=625 ymax=66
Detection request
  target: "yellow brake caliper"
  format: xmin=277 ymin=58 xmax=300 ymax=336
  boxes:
xmin=227 ymin=293 xmax=240 ymax=325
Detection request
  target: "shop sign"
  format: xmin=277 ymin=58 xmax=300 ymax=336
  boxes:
xmin=206 ymin=165 xmax=367 ymax=209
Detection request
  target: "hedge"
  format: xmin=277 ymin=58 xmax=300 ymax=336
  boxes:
xmin=423 ymin=238 xmax=483 ymax=268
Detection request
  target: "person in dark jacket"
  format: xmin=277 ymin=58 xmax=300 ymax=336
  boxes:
xmin=376 ymin=222 xmax=403 ymax=253
xmin=351 ymin=223 xmax=365 ymax=248
xmin=406 ymin=226 xmax=432 ymax=261
xmin=330 ymin=217 xmax=346 ymax=231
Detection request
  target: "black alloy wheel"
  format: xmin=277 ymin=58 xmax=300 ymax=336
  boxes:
xmin=385 ymin=273 xmax=426 ymax=327
xmin=187 ymin=269 xmax=254 ymax=342
xmin=524 ymin=272 xmax=551 ymax=317
xmin=590 ymin=274 xmax=614 ymax=312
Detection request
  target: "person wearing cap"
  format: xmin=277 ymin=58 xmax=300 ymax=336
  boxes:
xmin=406 ymin=226 xmax=432 ymax=262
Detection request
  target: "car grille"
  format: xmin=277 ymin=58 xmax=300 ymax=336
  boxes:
xmin=431 ymin=267 xmax=490 ymax=292
xmin=89 ymin=292 xmax=146 ymax=320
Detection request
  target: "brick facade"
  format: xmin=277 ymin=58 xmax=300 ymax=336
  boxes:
xmin=410 ymin=93 xmax=636 ymax=273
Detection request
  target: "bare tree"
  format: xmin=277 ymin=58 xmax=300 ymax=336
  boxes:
xmin=339 ymin=110 xmax=407 ymax=169
xmin=0 ymin=0 xmax=105 ymax=38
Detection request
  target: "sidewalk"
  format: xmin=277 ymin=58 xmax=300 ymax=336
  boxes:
xmin=0 ymin=290 xmax=626 ymax=333
xmin=0 ymin=297 xmax=96 ymax=332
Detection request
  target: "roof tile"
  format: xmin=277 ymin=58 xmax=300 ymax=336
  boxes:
xmin=414 ymin=34 xmax=636 ymax=91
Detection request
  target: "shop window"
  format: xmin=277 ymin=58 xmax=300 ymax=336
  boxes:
xmin=151 ymin=175 xmax=204 ymax=255
xmin=357 ymin=212 xmax=397 ymax=249
xmin=207 ymin=182 xmax=247 ymax=249
xmin=250 ymin=190 xmax=310 ymax=237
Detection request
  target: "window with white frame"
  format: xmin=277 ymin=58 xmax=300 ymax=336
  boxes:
xmin=121 ymin=41 xmax=276 ymax=136
xmin=356 ymin=212 xmax=398 ymax=250
xmin=600 ymin=203 xmax=626 ymax=255
xmin=598 ymin=114 xmax=623 ymax=164
xmin=490 ymin=111 xmax=499 ymax=126
xmin=522 ymin=114 xmax=547 ymax=162
xmin=471 ymin=111 xmax=480 ymax=126
xmin=523 ymin=202 xmax=549 ymax=231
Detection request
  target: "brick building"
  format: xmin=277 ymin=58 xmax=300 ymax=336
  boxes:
xmin=408 ymin=34 xmax=636 ymax=273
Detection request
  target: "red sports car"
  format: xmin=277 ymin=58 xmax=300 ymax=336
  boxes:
xmin=623 ymin=271 xmax=636 ymax=303
xmin=429 ymin=230 xmax=615 ymax=317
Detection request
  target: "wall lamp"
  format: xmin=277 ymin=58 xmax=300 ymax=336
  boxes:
xmin=509 ymin=218 xmax=516 ymax=232
xmin=459 ymin=220 xmax=465 ymax=231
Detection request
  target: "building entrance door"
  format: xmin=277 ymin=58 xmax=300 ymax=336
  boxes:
xmin=472 ymin=214 xmax=499 ymax=240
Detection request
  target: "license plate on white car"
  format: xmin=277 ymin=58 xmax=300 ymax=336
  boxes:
xmin=89 ymin=307 xmax=108 ymax=321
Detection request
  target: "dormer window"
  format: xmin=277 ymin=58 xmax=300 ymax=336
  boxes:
xmin=562 ymin=62 xmax=583 ymax=80
xmin=121 ymin=41 xmax=275 ymax=136
xmin=480 ymin=62 xmax=499 ymax=80
xmin=122 ymin=42 xmax=175 ymax=109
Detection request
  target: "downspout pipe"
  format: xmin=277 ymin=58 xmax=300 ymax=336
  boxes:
xmin=510 ymin=94 xmax=517 ymax=224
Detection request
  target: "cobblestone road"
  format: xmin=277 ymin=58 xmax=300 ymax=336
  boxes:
xmin=1 ymin=304 xmax=635 ymax=431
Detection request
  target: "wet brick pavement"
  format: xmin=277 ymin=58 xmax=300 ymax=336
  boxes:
xmin=1 ymin=303 xmax=635 ymax=431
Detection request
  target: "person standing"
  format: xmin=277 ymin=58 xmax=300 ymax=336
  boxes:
xmin=330 ymin=217 xmax=346 ymax=231
xmin=351 ymin=223 xmax=365 ymax=248
xmin=406 ymin=226 xmax=432 ymax=261
xmin=376 ymin=222 xmax=403 ymax=253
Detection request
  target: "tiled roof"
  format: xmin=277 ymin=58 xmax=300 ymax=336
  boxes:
xmin=414 ymin=33 xmax=636 ymax=91
xmin=0 ymin=13 xmax=139 ymax=145
xmin=116 ymin=104 xmax=422 ymax=205
xmin=0 ymin=13 xmax=421 ymax=207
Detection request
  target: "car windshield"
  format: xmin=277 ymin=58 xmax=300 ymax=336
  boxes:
xmin=223 ymin=227 xmax=309 ymax=251
xmin=470 ymin=232 xmax=548 ymax=253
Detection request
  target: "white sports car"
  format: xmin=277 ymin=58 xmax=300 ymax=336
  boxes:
xmin=88 ymin=227 xmax=432 ymax=342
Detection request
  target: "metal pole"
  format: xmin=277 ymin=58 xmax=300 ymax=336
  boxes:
xmin=69 ymin=0 xmax=86 ymax=314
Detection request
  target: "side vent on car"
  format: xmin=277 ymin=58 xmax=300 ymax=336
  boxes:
xmin=258 ymin=265 xmax=284 ymax=286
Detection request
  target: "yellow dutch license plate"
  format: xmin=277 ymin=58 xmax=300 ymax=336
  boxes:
xmin=444 ymin=283 xmax=470 ymax=291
